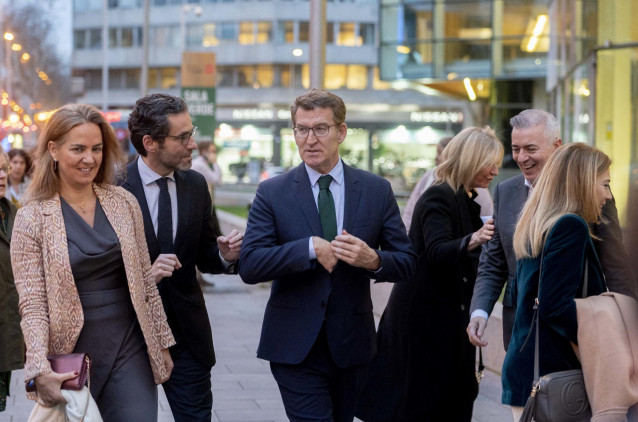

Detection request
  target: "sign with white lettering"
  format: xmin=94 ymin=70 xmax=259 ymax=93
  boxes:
xmin=182 ymin=87 xmax=216 ymax=140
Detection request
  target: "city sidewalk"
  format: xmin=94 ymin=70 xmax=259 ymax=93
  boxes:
xmin=1 ymin=274 xmax=512 ymax=422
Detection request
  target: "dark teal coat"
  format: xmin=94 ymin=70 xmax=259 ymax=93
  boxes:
xmin=0 ymin=198 xmax=24 ymax=373
xmin=501 ymin=214 xmax=605 ymax=406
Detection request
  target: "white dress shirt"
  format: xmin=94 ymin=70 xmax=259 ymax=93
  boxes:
xmin=137 ymin=156 xmax=178 ymax=241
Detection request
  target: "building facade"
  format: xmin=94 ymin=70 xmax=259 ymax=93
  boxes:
xmin=71 ymin=0 xmax=478 ymax=192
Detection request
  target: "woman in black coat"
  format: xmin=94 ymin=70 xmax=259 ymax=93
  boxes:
xmin=356 ymin=126 xmax=503 ymax=422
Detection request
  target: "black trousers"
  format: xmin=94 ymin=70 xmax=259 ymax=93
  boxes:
xmin=162 ymin=342 xmax=213 ymax=422
xmin=270 ymin=326 xmax=366 ymax=422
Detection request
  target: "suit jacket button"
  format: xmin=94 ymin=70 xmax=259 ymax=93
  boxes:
xmin=460 ymin=304 xmax=466 ymax=311
xmin=462 ymin=277 xmax=468 ymax=283
xmin=321 ymin=301 xmax=326 ymax=308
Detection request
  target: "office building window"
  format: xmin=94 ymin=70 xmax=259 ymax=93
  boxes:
xmin=237 ymin=66 xmax=254 ymax=87
xmin=148 ymin=67 xmax=179 ymax=89
xmin=275 ymin=21 xmax=294 ymax=43
xmin=74 ymin=30 xmax=87 ymax=49
xmin=109 ymin=28 xmax=118 ymax=48
xmin=325 ymin=64 xmax=347 ymax=89
xmin=255 ymin=65 xmax=274 ymax=88
xmin=121 ymin=27 xmax=134 ymax=47
xmin=83 ymin=70 xmax=102 ymax=90
xmin=372 ymin=67 xmax=391 ymax=90
xmin=360 ymin=23 xmax=374 ymax=45
xmin=74 ymin=0 xmax=103 ymax=11
xmin=152 ymin=25 xmax=180 ymax=47
xmin=337 ymin=22 xmax=358 ymax=46
xmin=299 ymin=21 xmax=309 ymax=42
xmin=346 ymin=65 xmax=367 ymax=89
xmin=326 ymin=22 xmax=334 ymax=44
xmin=218 ymin=22 xmax=237 ymax=43
xmin=239 ymin=22 xmax=255 ymax=44
xmin=217 ymin=66 xmax=234 ymax=86
xmin=89 ymin=29 xmax=102 ymax=49
xmin=256 ymin=21 xmax=272 ymax=43
xmin=108 ymin=69 xmax=140 ymax=89
xmin=203 ymin=23 xmax=219 ymax=46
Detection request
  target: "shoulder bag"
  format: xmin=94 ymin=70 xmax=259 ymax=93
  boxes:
xmin=519 ymin=250 xmax=592 ymax=422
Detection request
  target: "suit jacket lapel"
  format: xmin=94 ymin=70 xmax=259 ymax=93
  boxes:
xmin=292 ymin=163 xmax=323 ymax=237
xmin=173 ymin=170 xmax=189 ymax=248
xmin=342 ymin=163 xmax=361 ymax=233
xmin=124 ymin=161 xmax=160 ymax=258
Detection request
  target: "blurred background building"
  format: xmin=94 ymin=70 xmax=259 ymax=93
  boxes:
xmin=70 ymin=0 xmax=478 ymax=192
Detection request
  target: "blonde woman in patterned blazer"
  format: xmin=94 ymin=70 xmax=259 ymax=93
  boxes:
xmin=11 ymin=104 xmax=175 ymax=421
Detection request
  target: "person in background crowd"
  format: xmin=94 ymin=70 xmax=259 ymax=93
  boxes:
xmin=402 ymin=136 xmax=493 ymax=233
xmin=467 ymin=109 xmax=636 ymax=353
xmin=357 ymin=126 xmax=503 ymax=422
xmin=0 ymin=151 xmax=24 ymax=413
xmin=6 ymin=148 xmax=32 ymax=207
xmin=123 ymin=93 xmax=243 ymax=422
xmin=191 ymin=141 xmax=223 ymax=238
xmin=240 ymin=89 xmax=415 ymax=422
xmin=502 ymin=143 xmax=610 ymax=421
xmin=11 ymin=103 xmax=175 ymax=421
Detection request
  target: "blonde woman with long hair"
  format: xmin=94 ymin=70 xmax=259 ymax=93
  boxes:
xmin=501 ymin=143 xmax=611 ymax=420
xmin=357 ymin=126 xmax=503 ymax=422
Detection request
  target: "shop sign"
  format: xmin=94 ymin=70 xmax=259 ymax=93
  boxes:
xmin=181 ymin=52 xmax=216 ymax=140
xmin=231 ymin=108 xmax=290 ymax=121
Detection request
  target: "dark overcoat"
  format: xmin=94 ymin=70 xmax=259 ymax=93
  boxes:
xmin=357 ymin=182 xmax=482 ymax=422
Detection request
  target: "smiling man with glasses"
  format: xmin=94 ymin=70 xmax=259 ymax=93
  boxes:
xmin=240 ymin=89 xmax=415 ymax=422
xmin=122 ymin=93 xmax=243 ymax=422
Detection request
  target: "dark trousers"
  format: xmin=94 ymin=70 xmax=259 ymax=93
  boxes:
xmin=162 ymin=342 xmax=213 ymax=422
xmin=270 ymin=327 xmax=366 ymax=422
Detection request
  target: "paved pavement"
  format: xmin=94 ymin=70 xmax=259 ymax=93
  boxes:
xmin=1 ymin=274 xmax=512 ymax=422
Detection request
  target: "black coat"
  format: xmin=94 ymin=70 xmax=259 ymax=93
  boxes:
xmin=357 ymin=183 xmax=482 ymax=422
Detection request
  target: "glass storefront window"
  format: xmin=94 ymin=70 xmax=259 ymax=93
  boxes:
xmin=215 ymin=124 xmax=275 ymax=184
xmin=360 ymin=23 xmax=375 ymax=45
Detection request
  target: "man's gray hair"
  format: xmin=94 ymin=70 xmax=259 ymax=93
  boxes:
xmin=510 ymin=109 xmax=561 ymax=143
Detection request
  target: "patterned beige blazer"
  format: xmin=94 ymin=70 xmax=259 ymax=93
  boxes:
xmin=11 ymin=183 xmax=175 ymax=397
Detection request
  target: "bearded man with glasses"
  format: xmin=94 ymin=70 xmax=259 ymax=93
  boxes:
xmin=121 ymin=93 xmax=243 ymax=421
xmin=240 ymin=89 xmax=415 ymax=422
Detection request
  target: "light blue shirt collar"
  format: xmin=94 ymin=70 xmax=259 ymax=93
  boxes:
xmin=137 ymin=156 xmax=175 ymax=186
xmin=304 ymin=158 xmax=344 ymax=187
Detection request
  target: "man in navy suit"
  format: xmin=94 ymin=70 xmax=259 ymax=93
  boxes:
xmin=239 ymin=89 xmax=415 ymax=422
xmin=123 ymin=93 xmax=243 ymax=421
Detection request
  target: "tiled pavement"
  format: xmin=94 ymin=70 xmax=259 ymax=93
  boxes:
xmin=1 ymin=274 xmax=512 ymax=422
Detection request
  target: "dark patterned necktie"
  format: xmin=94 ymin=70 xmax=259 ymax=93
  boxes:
xmin=318 ymin=175 xmax=337 ymax=241
xmin=156 ymin=177 xmax=174 ymax=253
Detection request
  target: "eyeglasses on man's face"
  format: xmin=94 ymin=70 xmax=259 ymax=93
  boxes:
xmin=293 ymin=124 xmax=337 ymax=139
xmin=0 ymin=166 xmax=11 ymax=174
xmin=165 ymin=126 xmax=198 ymax=145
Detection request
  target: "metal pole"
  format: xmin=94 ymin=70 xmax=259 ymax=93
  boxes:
xmin=309 ymin=0 xmax=326 ymax=89
xmin=140 ymin=0 xmax=150 ymax=96
xmin=101 ymin=0 xmax=109 ymax=110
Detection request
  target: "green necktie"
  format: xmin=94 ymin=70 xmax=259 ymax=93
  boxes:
xmin=318 ymin=175 xmax=337 ymax=241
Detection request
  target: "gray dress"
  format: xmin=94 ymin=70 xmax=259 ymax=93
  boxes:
xmin=62 ymin=198 xmax=158 ymax=421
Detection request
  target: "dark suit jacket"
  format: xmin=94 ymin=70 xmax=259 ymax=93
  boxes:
xmin=470 ymin=174 xmax=637 ymax=342
xmin=239 ymin=162 xmax=415 ymax=368
xmin=122 ymin=159 xmax=228 ymax=368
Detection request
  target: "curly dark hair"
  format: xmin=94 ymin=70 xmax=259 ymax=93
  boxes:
xmin=128 ymin=93 xmax=189 ymax=156
xmin=7 ymin=148 xmax=33 ymax=182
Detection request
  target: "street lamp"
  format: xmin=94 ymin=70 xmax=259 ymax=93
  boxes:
xmin=180 ymin=3 xmax=203 ymax=52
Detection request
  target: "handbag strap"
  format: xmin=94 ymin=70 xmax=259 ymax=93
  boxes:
xmin=527 ymin=245 xmax=588 ymax=385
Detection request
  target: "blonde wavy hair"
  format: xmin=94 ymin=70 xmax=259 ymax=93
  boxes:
xmin=513 ymin=143 xmax=611 ymax=259
xmin=435 ymin=126 xmax=504 ymax=192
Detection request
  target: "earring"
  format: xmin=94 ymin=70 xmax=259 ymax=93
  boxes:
xmin=53 ymin=159 xmax=58 ymax=172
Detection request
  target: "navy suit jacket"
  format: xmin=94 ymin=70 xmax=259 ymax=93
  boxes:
xmin=121 ymin=159 xmax=228 ymax=368
xmin=239 ymin=162 xmax=415 ymax=368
